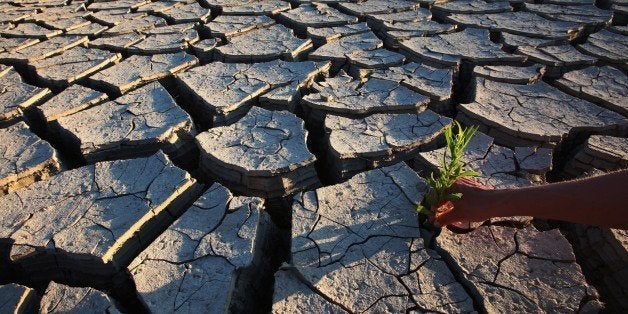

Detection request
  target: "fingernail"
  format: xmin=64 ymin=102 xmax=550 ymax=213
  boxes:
xmin=433 ymin=221 xmax=441 ymax=228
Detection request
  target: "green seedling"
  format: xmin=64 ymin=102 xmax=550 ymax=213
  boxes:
xmin=417 ymin=121 xmax=479 ymax=222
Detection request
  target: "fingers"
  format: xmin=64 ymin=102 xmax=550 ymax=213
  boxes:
xmin=453 ymin=177 xmax=491 ymax=191
xmin=448 ymin=220 xmax=472 ymax=231
xmin=434 ymin=200 xmax=485 ymax=227
xmin=456 ymin=177 xmax=478 ymax=185
xmin=434 ymin=206 xmax=457 ymax=227
xmin=462 ymin=177 xmax=490 ymax=189
xmin=435 ymin=178 xmax=492 ymax=228
xmin=435 ymin=210 xmax=476 ymax=230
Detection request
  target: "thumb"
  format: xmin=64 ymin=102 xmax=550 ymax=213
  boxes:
xmin=434 ymin=208 xmax=459 ymax=227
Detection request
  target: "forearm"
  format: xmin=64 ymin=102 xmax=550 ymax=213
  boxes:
xmin=481 ymin=170 xmax=628 ymax=229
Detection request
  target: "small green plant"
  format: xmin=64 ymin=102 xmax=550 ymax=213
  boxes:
xmin=417 ymin=121 xmax=479 ymax=221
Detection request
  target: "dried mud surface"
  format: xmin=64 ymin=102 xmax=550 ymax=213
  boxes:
xmin=0 ymin=0 xmax=626 ymax=313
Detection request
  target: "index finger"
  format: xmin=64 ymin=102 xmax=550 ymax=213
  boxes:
xmin=454 ymin=177 xmax=490 ymax=190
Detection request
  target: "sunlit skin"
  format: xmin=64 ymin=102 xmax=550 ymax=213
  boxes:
xmin=435 ymin=170 xmax=628 ymax=230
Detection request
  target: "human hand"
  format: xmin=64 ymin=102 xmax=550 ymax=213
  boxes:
xmin=434 ymin=177 xmax=493 ymax=229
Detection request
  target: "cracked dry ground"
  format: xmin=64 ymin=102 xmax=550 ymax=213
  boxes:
xmin=1 ymin=0 xmax=627 ymax=313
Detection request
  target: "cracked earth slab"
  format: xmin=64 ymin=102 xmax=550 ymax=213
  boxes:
xmin=378 ymin=21 xmax=457 ymax=49
xmin=196 ymin=107 xmax=319 ymax=198
xmin=539 ymin=0 xmax=596 ymax=4
xmin=87 ymin=0 xmax=150 ymax=11
xmin=277 ymin=3 xmax=358 ymax=34
xmin=292 ymin=0 xmax=354 ymax=3
xmin=365 ymin=8 xmax=432 ymax=31
xmin=202 ymin=0 xmax=290 ymax=15
xmin=577 ymin=29 xmax=628 ymax=70
xmin=559 ymin=223 xmax=628 ymax=312
xmin=87 ymin=9 xmax=146 ymax=26
xmin=86 ymin=51 xmax=198 ymax=96
xmin=514 ymin=146 xmax=555 ymax=177
xmin=0 ymin=8 xmax=36 ymax=24
xmin=83 ymin=32 xmax=145 ymax=53
xmin=399 ymin=28 xmax=525 ymax=67
xmin=126 ymin=24 xmax=200 ymax=54
xmin=473 ymin=64 xmax=545 ymax=84
xmin=302 ymin=71 xmax=431 ymax=127
xmin=306 ymin=22 xmax=370 ymax=45
xmin=0 ymin=122 xmax=60 ymax=196
xmin=49 ymin=82 xmax=196 ymax=164
xmin=0 ymin=23 xmax=62 ymax=39
xmin=277 ymin=163 xmax=475 ymax=312
xmin=214 ymin=24 xmax=313 ymax=63
xmin=0 ymin=64 xmax=11 ymax=78
xmin=191 ymin=38 xmax=217 ymax=63
xmin=0 ymin=283 xmax=37 ymax=313
xmin=136 ymin=0 xmax=190 ymax=13
xmin=23 ymin=0 xmax=70 ymax=7
xmin=324 ymin=110 xmax=451 ymax=180
xmin=346 ymin=48 xmax=405 ymax=78
xmin=434 ymin=224 xmax=601 ymax=312
xmin=64 ymin=22 xmax=109 ymax=37
xmin=555 ymin=66 xmax=628 ymax=117
xmin=523 ymin=3 xmax=613 ymax=27
xmin=40 ymin=281 xmax=119 ymax=313
xmin=0 ymin=68 xmax=51 ymax=127
xmin=361 ymin=8 xmax=454 ymax=49
xmin=2 ymin=3 xmax=625 ymax=313
xmin=176 ymin=60 xmax=329 ymax=125
xmin=28 ymin=46 xmax=121 ymax=88
xmin=202 ymin=14 xmax=275 ymax=39
xmin=24 ymin=6 xmax=90 ymax=28
xmin=516 ymin=44 xmax=596 ymax=78
xmin=563 ymin=135 xmax=628 ymax=177
xmin=609 ymin=25 xmax=628 ymax=35
xmin=309 ymin=30 xmax=383 ymax=68
xmin=457 ymin=77 xmax=628 ymax=149
xmin=445 ymin=11 xmax=583 ymax=41
xmin=101 ymin=14 xmax=167 ymax=38
xmin=337 ymin=0 xmax=421 ymax=17
xmin=499 ymin=32 xmax=568 ymax=50
xmin=32 ymin=18 xmax=91 ymax=34
xmin=0 ymin=151 xmax=203 ymax=273
xmin=154 ymin=2 xmax=211 ymax=24
xmin=370 ymin=62 xmax=455 ymax=107
xmin=272 ymin=269 xmax=347 ymax=313
xmin=432 ymin=0 xmax=512 ymax=19
xmin=30 ymin=84 xmax=108 ymax=124
xmin=0 ymin=35 xmax=87 ymax=65
xmin=129 ymin=182 xmax=270 ymax=313
xmin=90 ymin=24 xmax=200 ymax=55
xmin=0 ymin=37 xmax=40 ymax=54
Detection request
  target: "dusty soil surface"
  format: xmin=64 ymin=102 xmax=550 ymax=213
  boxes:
xmin=1 ymin=0 xmax=627 ymax=313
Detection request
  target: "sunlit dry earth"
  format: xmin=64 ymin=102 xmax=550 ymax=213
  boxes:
xmin=0 ymin=0 xmax=627 ymax=313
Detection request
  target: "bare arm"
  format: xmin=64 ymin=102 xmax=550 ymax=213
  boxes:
xmin=435 ymin=169 xmax=628 ymax=229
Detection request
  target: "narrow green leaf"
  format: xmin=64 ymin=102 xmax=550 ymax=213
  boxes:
xmin=425 ymin=192 xmax=437 ymax=207
xmin=459 ymin=170 xmax=480 ymax=177
xmin=424 ymin=120 xmax=479 ymax=214
xmin=417 ymin=205 xmax=433 ymax=216
xmin=447 ymin=192 xmax=463 ymax=201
